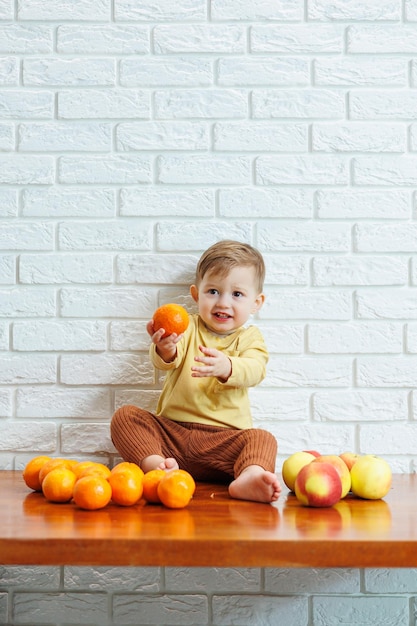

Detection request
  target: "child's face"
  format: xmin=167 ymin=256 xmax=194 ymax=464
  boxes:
xmin=190 ymin=265 xmax=265 ymax=335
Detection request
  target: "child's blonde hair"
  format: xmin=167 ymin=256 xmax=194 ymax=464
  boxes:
xmin=195 ymin=240 xmax=265 ymax=293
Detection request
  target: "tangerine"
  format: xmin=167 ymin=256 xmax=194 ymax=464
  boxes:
xmin=22 ymin=456 xmax=52 ymax=491
xmin=73 ymin=475 xmax=112 ymax=510
xmin=78 ymin=462 xmax=111 ymax=480
xmin=111 ymin=461 xmax=144 ymax=481
xmin=42 ymin=467 xmax=77 ymax=503
xmin=38 ymin=458 xmax=73 ymax=487
xmin=108 ymin=465 xmax=144 ymax=506
xmin=73 ymin=461 xmax=98 ymax=480
xmin=142 ymin=469 xmax=165 ymax=503
xmin=152 ymin=303 xmax=189 ymax=338
xmin=157 ymin=469 xmax=196 ymax=509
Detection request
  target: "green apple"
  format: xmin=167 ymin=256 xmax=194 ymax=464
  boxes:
xmin=350 ymin=454 xmax=392 ymax=500
xmin=282 ymin=451 xmax=316 ymax=492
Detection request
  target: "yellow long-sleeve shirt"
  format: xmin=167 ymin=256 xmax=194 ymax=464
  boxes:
xmin=150 ymin=314 xmax=269 ymax=429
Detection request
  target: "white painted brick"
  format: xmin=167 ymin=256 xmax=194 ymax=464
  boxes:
xmin=354 ymin=156 xmax=417 ymax=185
xmin=308 ymin=0 xmax=400 ymax=20
xmin=357 ymin=289 xmax=417 ymax=320
xmin=263 ymin=256 xmax=308 ymax=286
xmin=407 ymin=323 xmax=417 ymax=352
xmin=312 ymin=596 xmax=408 ymax=626
xmin=0 ymin=566 xmax=60 ymax=587
xmin=351 ymin=92 xmax=417 ymax=120
xmin=0 ymin=58 xmax=17 ymax=86
xmin=348 ymin=25 xmax=417 ymax=53
xmin=0 ymin=156 xmax=54 ymax=184
xmin=58 ymin=220 xmax=152 ymax=251
xmin=360 ymin=423 xmax=417 ymax=455
xmin=365 ymin=568 xmax=417 ymax=593
xmin=117 ymin=122 xmax=208 ymax=151
xmin=407 ymin=0 xmax=417 ymax=20
xmin=357 ymin=356 xmax=417 ymax=387
xmin=0 ymin=90 xmax=53 ymax=118
xmin=0 ymin=354 xmax=56 ymax=384
xmin=256 ymin=156 xmax=348 ymax=185
xmin=2 ymin=219 xmax=53 ymax=249
xmin=165 ymin=568 xmax=260 ymax=592
xmin=277 ymin=423 xmax=355 ymax=456
xmin=312 ymin=256 xmax=408 ymax=286
xmin=120 ymin=57 xmax=211 ymax=87
xmin=410 ymin=257 xmax=417 ymax=285
xmin=158 ymin=155 xmax=250 ymax=184
xmin=214 ymin=122 xmax=307 ymax=152
xmin=114 ymin=389 xmax=160 ymax=412
xmin=0 ymin=189 xmax=18 ymax=217
xmin=13 ymin=320 xmax=107 ymax=351
xmin=0 ymin=389 xmax=11 ymax=417
xmin=60 ymin=354 xmax=154 ymax=385
xmin=13 ymin=592 xmax=108 ymax=624
xmin=261 ymin=289 xmax=351 ymax=320
xmin=313 ymin=390 xmax=408 ymax=421
xmin=251 ymin=24 xmax=342 ymax=53
xmin=0 ymin=254 xmax=15 ymax=284
xmin=312 ymin=123 xmax=405 ymax=152
xmin=18 ymin=122 xmax=112 ymax=152
xmin=58 ymin=89 xmax=149 ymax=119
xmin=258 ymin=323 xmax=304 ymax=353
xmin=308 ymin=322 xmax=402 ymax=354
xmin=155 ymin=89 xmax=247 ymax=120
xmin=258 ymin=222 xmax=350 ymax=252
xmin=59 ymin=287 xmax=155 ymax=318
xmin=355 ymin=223 xmax=417 ymax=252
xmin=0 ymin=0 xmax=13 ymax=19
xmin=23 ymin=58 xmax=115 ymax=86
xmin=253 ymin=89 xmax=345 ymax=119
xmin=0 ymin=421 xmax=57 ymax=451
xmin=61 ymin=423 xmax=116 ymax=454
xmin=115 ymin=0 xmax=205 ymax=21
xmin=212 ymin=0 xmax=302 ymax=20
xmin=64 ymin=566 xmax=160 ymax=591
xmin=59 ymin=155 xmax=151 ymax=184
xmin=0 ymin=24 xmax=52 ymax=53
xmin=119 ymin=188 xmax=214 ymax=217
xmin=57 ymin=25 xmax=149 ymax=54
xmin=109 ymin=321 xmax=149 ymax=351
xmin=219 ymin=188 xmax=312 ymax=218
xmin=154 ymin=25 xmax=244 ymax=54
xmin=113 ymin=594 xmax=208 ymax=625
xmin=0 ymin=122 xmax=14 ymax=149
xmin=0 ymin=288 xmax=55 ymax=317
xmin=17 ymin=387 xmax=110 ymax=418
xmin=218 ymin=58 xmax=309 ymax=86
xmin=22 ymin=188 xmax=115 ymax=218
xmin=314 ymin=58 xmax=406 ymax=86
xmin=265 ymin=356 xmax=352 ymax=388
xmin=316 ymin=190 xmax=410 ymax=219
xmin=250 ymin=389 xmax=310 ymax=421
xmin=212 ymin=595 xmax=307 ymax=625
xmin=116 ymin=253 xmax=196 ymax=285
xmin=0 ymin=322 xmax=8 ymax=349
xmin=18 ymin=0 xmax=110 ymax=20
xmin=19 ymin=253 xmax=113 ymax=284
xmin=155 ymin=221 xmax=252 ymax=251
xmin=0 ymin=595 xmax=7 ymax=626
xmin=265 ymin=568 xmax=360 ymax=593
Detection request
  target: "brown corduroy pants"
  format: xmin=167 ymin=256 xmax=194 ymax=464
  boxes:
xmin=111 ymin=405 xmax=277 ymax=483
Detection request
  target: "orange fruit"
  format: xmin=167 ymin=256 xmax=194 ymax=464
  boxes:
xmin=38 ymin=458 xmax=73 ymax=487
xmin=152 ymin=303 xmax=189 ymax=338
xmin=22 ymin=456 xmax=52 ymax=491
xmin=42 ymin=467 xmax=77 ymax=503
xmin=142 ymin=469 xmax=165 ymax=503
xmin=108 ymin=465 xmax=144 ymax=506
xmin=72 ymin=461 xmax=98 ymax=479
xmin=157 ymin=469 xmax=196 ymax=509
xmin=111 ymin=461 xmax=144 ymax=480
xmin=78 ymin=463 xmax=111 ymax=480
xmin=73 ymin=475 xmax=112 ymax=510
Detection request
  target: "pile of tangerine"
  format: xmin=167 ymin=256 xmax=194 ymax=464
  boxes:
xmin=22 ymin=456 xmax=195 ymax=511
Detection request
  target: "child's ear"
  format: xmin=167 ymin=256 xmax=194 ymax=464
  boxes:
xmin=252 ymin=293 xmax=265 ymax=314
xmin=190 ymin=284 xmax=199 ymax=302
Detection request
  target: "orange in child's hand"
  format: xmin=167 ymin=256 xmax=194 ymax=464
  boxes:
xmin=142 ymin=469 xmax=165 ymax=503
xmin=73 ymin=475 xmax=112 ymax=510
xmin=108 ymin=464 xmax=144 ymax=506
xmin=42 ymin=467 xmax=77 ymax=503
xmin=157 ymin=469 xmax=196 ymax=509
xmin=153 ymin=303 xmax=189 ymax=338
xmin=22 ymin=456 xmax=52 ymax=491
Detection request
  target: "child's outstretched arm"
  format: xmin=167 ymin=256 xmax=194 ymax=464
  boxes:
xmin=191 ymin=345 xmax=232 ymax=382
xmin=147 ymin=320 xmax=184 ymax=364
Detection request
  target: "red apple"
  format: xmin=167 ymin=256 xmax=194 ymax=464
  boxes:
xmin=313 ymin=454 xmax=351 ymax=498
xmin=303 ymin=450 xmax=321 ymax=457
xmin=294 ymin=461 xmax=342 ymax=507
xmin=339 ymin=451 xmax=361 ymax=471
xmin=282 ymin=451 xmax=317 ymax=492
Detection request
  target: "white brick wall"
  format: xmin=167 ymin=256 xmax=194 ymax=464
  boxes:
xmin=1 ymin=0 xmax=417 ymax=623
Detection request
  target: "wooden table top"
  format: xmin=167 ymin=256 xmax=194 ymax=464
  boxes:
xmin=1 ymin=470 xmax=415 ymax=568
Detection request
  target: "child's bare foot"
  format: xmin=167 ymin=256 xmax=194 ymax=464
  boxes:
xmin=141 ymin=454 xmax=179 ymax=473
xmin=157 ymin=457 xmax=179 ymax=471
xmin=228 ymin=465 xmax=281 ymax=503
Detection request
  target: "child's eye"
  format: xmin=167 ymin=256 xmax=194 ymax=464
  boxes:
xmin=233 ymin=291 xmax=244 ymax=298
xmin=208 ymin=288 xmax=219 ymax=295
